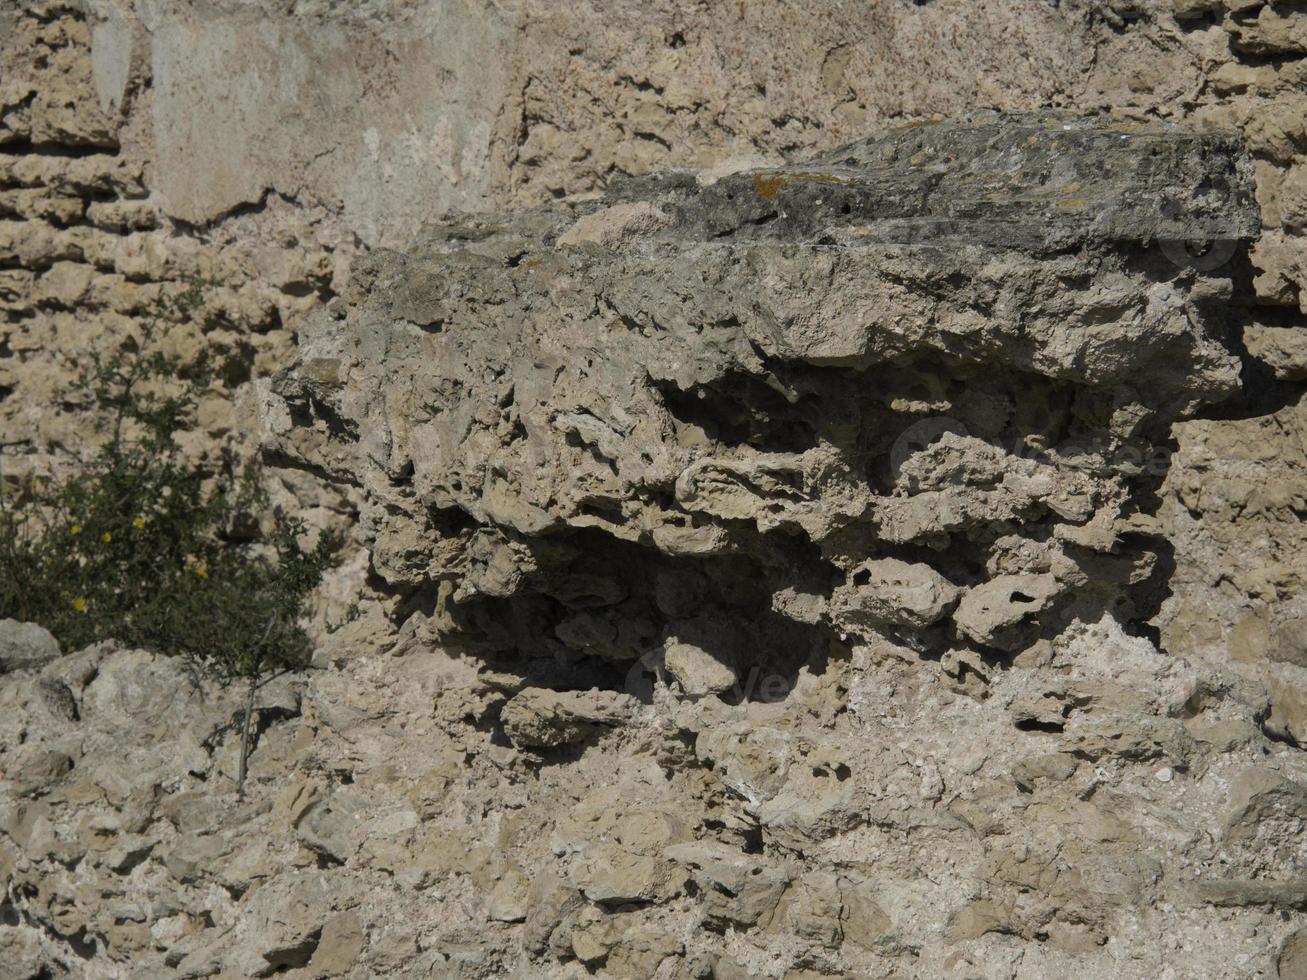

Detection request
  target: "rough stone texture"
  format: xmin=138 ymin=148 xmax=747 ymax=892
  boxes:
xmin=3 ymin=0 xmax=1306 ymax=671
xmin=0 ymin=619 xmax=60 ymax=673
xmin=0 ymin=0 xmax=357 ymax=530
xmin=266 ymin=116 xmax=1256 ymax=684
xmin=75 ymin=0 xmax=1102 ymax=244
xmin=3 ymin=0 xmax=1307 ymax=978
xmin=3 ymin=622 xmax=1307 ymax=977
xmin=500 ymin=688 xmax=639 ymax=750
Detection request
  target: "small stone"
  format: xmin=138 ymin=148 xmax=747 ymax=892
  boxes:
xmin=309 ymin=910 xmax=365 ymax=977
xmin=1171 ymin=0 xmax=1222 ymax=16
xmin=163 ymin=832 xmax=232 ymax=884
xmin=840 ymin=878 xmax=893 ymax=950
xmin=1266 ymin=670 xmax=1307 ymax=746
xmin=297 ymin=793 xmax=365 ymax=865
xmin=830 ymin=557 xmax=961 ymax=631
xmin=665 ymin=841 xmax=789 ymax=930
xmin=1013 ymin=753 xmax=1079 ymax=792
xmin=604 ymin=924 xmax=683 ymax=977
xmin=663 ymin=636 xmax=738 ymax=696
xmin=1270 ymin=604 xmax=1307 ymax=667
xmin=272 ymin=775 xmax=325 ymax=829
xmin=1224 ymin=769 xmax=1307 ymax=840
xmin=500 ymin=688 xmax=638 ymax=750
xmin=944 ymin=899 xmax=1010 ymax=943
xmin=35 ymin=260 xmax=95 ymax=307
xmin=369 ymin=809 xmax=418 ymax=837
xmin=234 ymin=872 xmax=343 ymax=976
xmin=9 ymin=747 xmax=74 ymax=797
xmin=953 ymin=574 xmax=1062 ymax=650
xmin=570 ymin=843 xmax=664 ymax=904
xmin=0 ymin=619 xmax=60 ymax=673
xmin=487 ymin=868 xmax=531 ymax=923
xmin=556 ymin=202 xmax=672 ymax=250
xmin=1193 ymin=879 xmax=1307 ymax=910
xmin=570 ymin=923 xmax=610 ymax=965
xmin=102 ymin=834 xmax=155 ymax=874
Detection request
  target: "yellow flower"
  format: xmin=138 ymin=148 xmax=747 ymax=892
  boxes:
xmin=133 ymin=516 xmax=146 ymax=530
xmin=72 ymin=597 xmax=87 ymax=613
xmin=70 ymin=525 xmax=81 ymax=536
xmin=101 ymin=532 xmax=112 ymax=544
xmin=193 ymin=561 xmax=208 ymax=579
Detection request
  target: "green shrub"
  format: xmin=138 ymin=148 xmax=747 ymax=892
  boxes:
xmin=0 ymin=318 xmax=332 ymax=794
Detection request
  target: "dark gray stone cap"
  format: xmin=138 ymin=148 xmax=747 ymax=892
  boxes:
xmin=610 ymin=112 xmax=1260 ymax=250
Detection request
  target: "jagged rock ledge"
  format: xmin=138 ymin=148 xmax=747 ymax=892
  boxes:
xmin=264 ymin=113 xmax=1259 ymax=696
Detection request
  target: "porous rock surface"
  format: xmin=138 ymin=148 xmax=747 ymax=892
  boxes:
xmin=267 ymin=115 xmax=1257 ymax=679
xmin=5 ymin=617 xmax=1307 ymax=977
xmin=5 ymin=1 xmax=1307 ymax=978
xmin=65 ymin=115 xmax=1266 ymax=978
xmin=4 ymin=0 xmax=1307 ymax=689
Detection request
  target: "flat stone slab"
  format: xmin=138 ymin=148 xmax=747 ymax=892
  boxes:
xmin=616 ymin=111 xmax=1259 ymax=248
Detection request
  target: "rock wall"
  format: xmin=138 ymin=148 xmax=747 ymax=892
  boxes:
xmin=266 ymin=116 xmax=1259 ymax=689
xmin=0 ymin=0 xmax=354 ymax=500
xmin=3 ymin=0 xmax=1305 ymax=658
xmin=2 ymin=1 xmax=1307 ymax=979
xmin=7 ymin=613 xmax=1307 ymax=978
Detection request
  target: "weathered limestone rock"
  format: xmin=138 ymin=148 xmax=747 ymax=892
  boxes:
xmin=830 ymin=557 xmax=961 ymax=632
xmin=267 ymin=114 xmax=1257 ymax=677
xmin=663 ymin=618 xmax=742 ymax=695
xmin=0 ymin=619 xmax=59 ymax=673
xmin=486 ymin=868 xmax=531 ymax=923
xmin=665 ymin=840 xmax=791 ymax=931
xmin=234 ymin=873 xmax=349 ymax=976
xmin=0 ymin=613 xmax=1302 ymax=979
xmin=9 ymin=2 xmax=1307 ymax=975
xmin=1280 ymin=927 xmax=1307 ymax=980
xmin=1246 ymin=324 xmax=1307 ymax=381
xmin=499 ymin=687 xmax=639 ymax=750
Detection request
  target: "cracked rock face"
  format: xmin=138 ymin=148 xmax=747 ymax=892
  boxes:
xmin=266 ymin=113 xmax=1256 ymax=685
